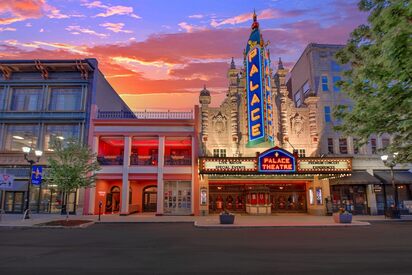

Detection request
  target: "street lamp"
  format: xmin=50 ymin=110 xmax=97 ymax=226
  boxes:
xmin=381 ymin=153 xmax=400 ymax=219
xmin=22 ymin=146 xmax=43 ymax=219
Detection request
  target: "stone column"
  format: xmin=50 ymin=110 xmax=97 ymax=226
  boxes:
xmin=87 ymin=135 xmax=100 ymax=214
xmin=120 ymin=136 xmax=131 ymax=215
xmin=156 ymin=136 xmax=165 ymax=215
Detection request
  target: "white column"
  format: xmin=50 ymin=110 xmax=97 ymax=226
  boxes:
xmin=120 ymin=136 xmax=131 ymax=215
xmin=157 ymin=136 xmax=165 ymax=215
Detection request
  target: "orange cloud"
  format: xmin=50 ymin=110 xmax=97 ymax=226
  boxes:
xmin=0 ymin=0 xmax=45 ymax=25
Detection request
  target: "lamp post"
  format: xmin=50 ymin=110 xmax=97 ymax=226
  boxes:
xmin=380 ymin=153 xmax=400 ymax=219
xmin=22 ymin=146 xmax=43 ymax=219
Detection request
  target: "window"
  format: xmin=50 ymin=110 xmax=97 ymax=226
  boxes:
xmin=331 ymin=60 xmax=341 ymax=72
xmin=97 ymin=136 xmax=124 ymax=165
xmin=324 ymin=106 xmax=331 ymax=122
xmin=131 ymin=136 xmax=159 ymax=166
xmin=327 ymin=138 xmax=334 ymax=154
xmin=5 ymin=124 xmax=39 ymax=151
xmin=49 ymin=87 xmax=82 ymax=111
xmin=0 ymin=87 xmax=5 ymax=110
xmin=165 ymin=136 xmax=192 ymax=165
xmin=353 ymin=138 xmax=359 ymax=154
xmin=321 ymin=76 xmax=328 ymax=91
xmin=298 ymin=149 xmax=306 ymax=158
xmin=213 ymin=149 xmax=226 ymax=157
xmin=333 ymin=76 xmax=341 ymax=92
xmin=382 ymin=138 xmax=390 ymax=149
xmin=339 ymin=138 xmax=348 ymax=154
xmin=10 ymin=88 xmax=43 ymax=111
xmin=371 ymin=138 xmax=377 ymax=154
xmin=44 ymin=125 xmax=80 ymax=151
xmin=302 ymin=81 xmax=310 ymax=96
xmin=294 ymin=92 xmax=302 ymax=107
xmin=316 ymin=187 xmax=323 ymax=205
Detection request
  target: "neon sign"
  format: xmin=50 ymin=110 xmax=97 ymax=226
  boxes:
xmin=258 ymin=147 xmax=296 ymax=173
xmin=264 ymin=50 xmax=273 ymax=144
xmin=246 ymin=46 xmax=265 ymax=146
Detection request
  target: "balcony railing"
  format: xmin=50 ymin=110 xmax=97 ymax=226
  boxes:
xmin=164 ymin=156 xmax=192 ymax=166
xmin=97 ymin=155 xmax=123 ymax=165
xmin=97 ymin=110 xmax=194 ymax=120
xmin=130 ymin=155 xmax=158 ymax=166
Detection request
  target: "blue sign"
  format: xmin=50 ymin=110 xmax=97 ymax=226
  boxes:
xmin=258 ymin=147 xmax=296 ymax=173
xmin=246 ymin=46 xmax=265 ymax=146
xmin=264 ymin=50 xmax=274 ymax=144
xmin=31 ymin=165 xmax=42 ymax=185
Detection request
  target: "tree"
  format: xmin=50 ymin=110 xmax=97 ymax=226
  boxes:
xmin=45 ymin=139 xmax=100 ymax=218
xmin=334 ymin=0 xmax=412 ymax=163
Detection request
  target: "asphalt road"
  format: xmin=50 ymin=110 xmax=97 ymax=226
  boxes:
xmin=0 ymin=222 xmax=412 ymax=274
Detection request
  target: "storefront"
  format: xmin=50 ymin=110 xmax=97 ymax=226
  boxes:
xmin=199 ymin=147 xmax=353 ymax=216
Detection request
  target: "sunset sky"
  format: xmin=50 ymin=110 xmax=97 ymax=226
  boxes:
xmin=0 ymin=0 xmax=367 ymax=110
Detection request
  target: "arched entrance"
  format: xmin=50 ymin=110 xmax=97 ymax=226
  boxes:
xmin=143 ymin=186 xmax=157 ymax=212
xmin=105 ymin=186 xmax=121 ymax=213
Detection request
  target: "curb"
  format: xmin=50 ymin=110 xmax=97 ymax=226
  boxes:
xmin=193 ymin=221 xmax=371 ymax=228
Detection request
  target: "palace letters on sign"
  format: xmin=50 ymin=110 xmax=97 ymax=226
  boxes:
xmin=258 ymin=147 xmax=296 ymax=173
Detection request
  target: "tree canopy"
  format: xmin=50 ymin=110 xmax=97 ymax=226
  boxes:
xmin=334 ymin=0 xmax=412 ymax=162
xmin=45 ymin=139 xmax=100 ymax=194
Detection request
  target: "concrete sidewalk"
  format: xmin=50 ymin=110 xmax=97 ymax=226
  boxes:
xmin=3 ymin=212 xmax=410 ymax=228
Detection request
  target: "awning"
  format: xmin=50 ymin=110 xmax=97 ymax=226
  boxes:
xmin=374 ymin=170 xmax=412 ymax=185
xmin=330 ymin=171 xmax=381 ymax=185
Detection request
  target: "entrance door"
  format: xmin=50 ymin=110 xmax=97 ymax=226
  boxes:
xmin=4 ymin=192 xmax=24 ymax=213
xmin=143 ymin=186 xmax=157 ymax=212
xmin=164 ymin=181 xmax=192 ymax=215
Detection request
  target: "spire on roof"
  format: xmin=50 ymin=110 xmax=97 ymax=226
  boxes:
xmin=278 ymin=57 xmax=284 ymax=70
xmin=251 ymin=9 xmax=259 ymax=30
xmin=230 ymin=57 xmax=236 ymax=69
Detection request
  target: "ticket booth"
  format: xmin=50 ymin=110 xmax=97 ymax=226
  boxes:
xmin=246 ymin=187 xmax=271 ymax=215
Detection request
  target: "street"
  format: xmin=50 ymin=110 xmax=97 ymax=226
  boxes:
xmin=0 ymin=222 xmax=412 ymax=274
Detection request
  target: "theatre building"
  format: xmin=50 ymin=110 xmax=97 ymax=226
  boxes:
xmin=83 ymin=109 xmax=199 ymax=215
xmin=196 ymin=13 xmax=412 ymax=216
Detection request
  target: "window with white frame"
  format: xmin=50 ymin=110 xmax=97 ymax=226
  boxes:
xmin=213 ymin=148 xmax=226 ymax=157
xmin=298 ymin=149 xmax=306 ymax=158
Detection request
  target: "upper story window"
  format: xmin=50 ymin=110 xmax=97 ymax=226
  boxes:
xmin=0 ymin=87 xmax=5 ymax=110
xmin=44 ymin=124 xmax=80 ymax=152
xmin=49 ymin=87 xmax=82 ymax=111
xmin=302 ymin=81 xmax=310 ymax=96
xmin=213 ymin=149 xmax=226 ymax=157
xmin=331 ymin=60 xmax=341 ymax=72
xmin=165 ymin=136 xmax=192 ymax=165
xmin=131 ymin=136 xmax=159 ymax=166
xmin=339 ymin=138 xmax=348 ymax=154
xmin=10 ymin=88 xmax=43 ymax=111
xmin=333 ymin=76 xmax=341 ymax=92
xmin=353 ymin=138 xmax=359 ymax=154
xmin=97 ymin=136 xmax=124 ymax=165
xmin=298 ymin=149 xmax=306 ymax=158
xmin=4 ymin=124 xmax=39 ymax=152
xmin=327 ymin=138 xmax=334 ymax=154
xmin=370 ymin=138 xmax=377 ymax=154
xmin=321 ymin=76 xmax=329 ymax=92
xmin=381 ymin=137 xmax=390 ymax=149
xmin=294 ymin=92 xmax=302 ymax=107
xmin=324 ymin=106 xmax=332 ymax=123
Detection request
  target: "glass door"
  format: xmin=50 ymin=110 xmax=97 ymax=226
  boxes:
xmin=143 ymin=186 xmax=157 ymax=212
xmin=164 ymin=181 xmax=191 ymax=215
xmin=4 ymin=192 xmax=24 ymax=213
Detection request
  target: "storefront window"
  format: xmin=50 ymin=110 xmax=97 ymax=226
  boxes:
xmin=331 ymin=185 xmax=368 ymax=214
xmin=44 ymin=124 xmax=81 ymax=151
xmin=5 ymin=124 xmax=40 ymax=151
xmin=49 ymin=87 xmax=82 ymax=111
xmin=164 ymin=137 xmax=192 ymax=165
xmin=97 ymin=136 xmax=124 ymax=165
xmin=10 ymin=88 xmax=43 ymax=111
xmin=164 ymin=181 xmax=191 ymax=215
xmin=130 ymin=136 xmax=158 ymax=166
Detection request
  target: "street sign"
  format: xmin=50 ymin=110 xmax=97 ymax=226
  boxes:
xmin=31 ymin=165 xmax=42 ymax=185
xmin=0 ymin=174 xmax=14 ymax=189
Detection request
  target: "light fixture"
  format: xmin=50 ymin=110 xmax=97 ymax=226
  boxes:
xmin=22 ymin=147 xmax=31 ymax=153
xmin=57 ymin=136 xmax=65 ymax=140
xmin=13 ymin=135 xmax=24 ymax=140
xmin=381 ymin=155 xmax=388 ymax=161
xmin=34 ymin=150 xmax=43 ymax=157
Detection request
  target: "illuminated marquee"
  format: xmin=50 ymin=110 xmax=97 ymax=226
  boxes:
xmin=258 ymin=147 xmax=296 ymax=173
xmin=246 ymin=46 xmax=265 ymax=146
xmin=264 ymin=50 xmax=274 ymax=144
xmin=199 ymin=157 xmax=257 ymax=174
xmin=297 ymin=158 xmax=352 ymax=173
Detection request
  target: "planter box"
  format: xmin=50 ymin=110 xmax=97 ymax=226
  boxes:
xmin=333 ymin=213 xmax=352 ymax=224
xmin=219 ymin=214 xmax=235 ymax=224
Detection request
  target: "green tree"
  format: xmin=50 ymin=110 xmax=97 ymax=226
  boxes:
xmin=45 ymin=139 xmax=100 ymax=218
xmin=334 ymin=0 xmax=412 ymax=162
